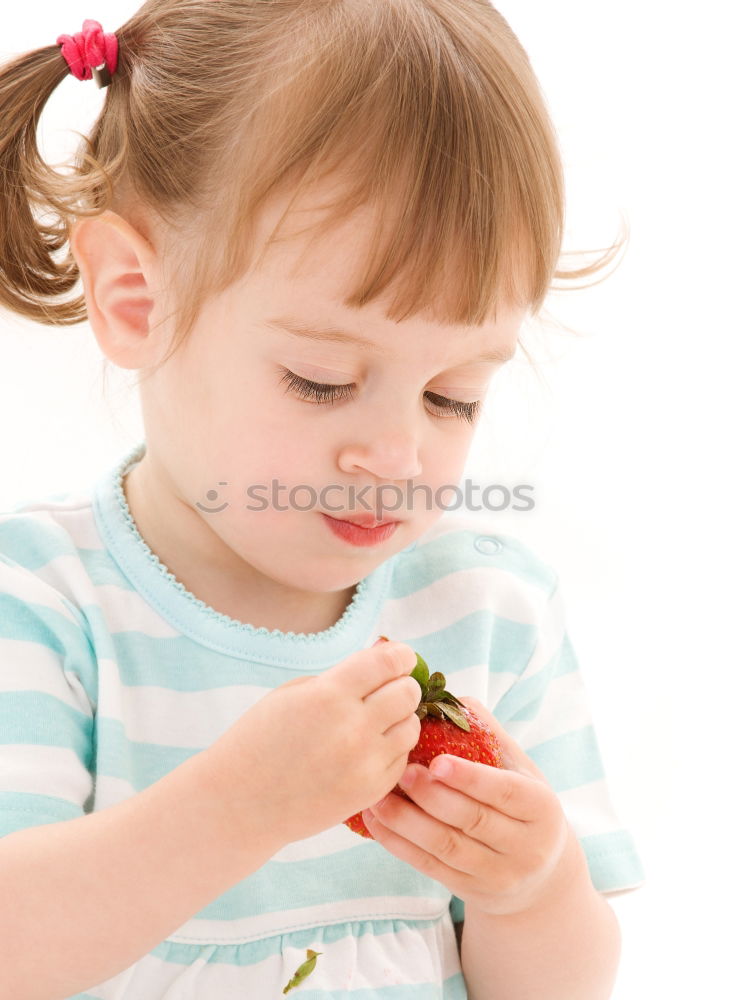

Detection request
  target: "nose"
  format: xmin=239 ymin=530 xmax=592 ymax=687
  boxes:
xmin=336 ymin=411 xmax=423 ymax=482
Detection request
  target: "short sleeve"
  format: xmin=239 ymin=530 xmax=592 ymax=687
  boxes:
xmin=0 ymin=554 xmax=97 ymax=838
xmin=490 ymin=575 xmax=645 ymax=896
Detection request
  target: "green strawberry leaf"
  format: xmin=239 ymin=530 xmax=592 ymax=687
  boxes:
xmin=439 ymin=702 xmax=471 ymax=731
xmin=442 ymin=693 xmax=466 ymax=709
xmin=283 ymin=949 xmax=323 ymax=994
xmin=425 ymin=672 xmax=446 ymax=700
xmin=410 ymin=655 xmax=430 ymax=693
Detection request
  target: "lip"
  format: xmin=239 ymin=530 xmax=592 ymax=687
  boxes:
xmin=321 ymin=513 xmax=401 ymax=547
xmin=328 ymin=513 xmax=401 ymax=528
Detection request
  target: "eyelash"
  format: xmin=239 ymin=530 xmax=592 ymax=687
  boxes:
xmin=278 ymin=369 xmax=481 ymax=425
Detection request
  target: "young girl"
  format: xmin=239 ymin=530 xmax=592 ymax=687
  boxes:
xmin=0 ymin=3 xmax=644 ymax=997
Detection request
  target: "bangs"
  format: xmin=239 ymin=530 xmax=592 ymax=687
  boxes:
xmin=154 ymin=0 xmax=561 ymax=370
xmin=3 ymin=0 xmax=625 ymax=364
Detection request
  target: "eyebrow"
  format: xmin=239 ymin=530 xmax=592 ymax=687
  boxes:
xmin=263 ymin=316 xmax=516 ymax=364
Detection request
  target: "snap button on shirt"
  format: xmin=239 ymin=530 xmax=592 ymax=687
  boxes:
xmin=474 ymin=535 xmax=502 ymax=555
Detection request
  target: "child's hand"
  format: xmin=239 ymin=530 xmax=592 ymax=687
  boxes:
xmin=361 ymin=696 xmax=574 ymax=917
xmin=206 ymin=640 xmax=423 ymax=847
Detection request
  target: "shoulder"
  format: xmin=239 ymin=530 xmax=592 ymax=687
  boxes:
xmin=0 ymin=490 xmax=96 ymax=625
xmin=0 ymin=496 xmax=99 ymax=705
xmin=392 ymin=513 xmax=560 ymax=622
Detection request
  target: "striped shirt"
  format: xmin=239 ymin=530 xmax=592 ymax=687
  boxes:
xmin=0 ymin=440 xmax=644 ymax=998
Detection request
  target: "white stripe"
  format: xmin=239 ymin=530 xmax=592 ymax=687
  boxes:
xmin=89 ymin=913 xmax=461 ymax=999
xmin=47 ymin=504 xmax=106 ymax=549
xmin=165 ymin=894 xmax=452 ymax=945
xmin=92 ymin=773 xmax=133 ymax=812
xmin=516 ymin=582 xmax=565 ymax=681
xmin=3 ymin=496 xmax=92 ymax=516
xmin=0 ymin=638 xmax=93 ymax=714
xmin=32 ymin=552 xmax=109 ymax=608
xmin=506 ymin=668 xmax=594 ymax=743
xmin=269 ymin=823 xmax=368 ymax=862
xmin=0 ymin=743 xmax=92 ymax=805
xmin=93 ymin=583 xmax=183 ymax=637
xmin=0 ymin=559 xmax=80 ymax=626
xmin=97 ymin=657 xmax=269 ymax=746
xmin=380 ymin=565 xmax=548 ymax=639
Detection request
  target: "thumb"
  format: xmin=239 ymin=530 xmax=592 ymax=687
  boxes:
xmin=456 ymin=695 xmax=549 ymax=785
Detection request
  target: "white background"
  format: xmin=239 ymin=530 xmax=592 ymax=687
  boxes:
xmin=1 ymin=2 xmax=729 ymax=997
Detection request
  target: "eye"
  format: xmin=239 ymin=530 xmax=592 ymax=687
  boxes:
xmin=278 ymin=370 xmax=356 ymax=405
xmin=426 ymin=392 xmax=481 ymax=424
xmin=278 ymin=370 xmax=481 ymax=425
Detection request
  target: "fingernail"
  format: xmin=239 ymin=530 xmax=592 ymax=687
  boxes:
xmin=430 ymin=757 xmax=452 ymax=780
xmin=372 ymin=636 xmax=389 ymax=646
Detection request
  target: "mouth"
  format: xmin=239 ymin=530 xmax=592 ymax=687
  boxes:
xmin=326 ymin=513 xmax=401 ymax=528
xmin=321 ymin=512 xmax=402 ymax=548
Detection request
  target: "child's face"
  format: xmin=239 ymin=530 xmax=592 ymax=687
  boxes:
xmin=129 ymin=188 xmax=525 ymax=626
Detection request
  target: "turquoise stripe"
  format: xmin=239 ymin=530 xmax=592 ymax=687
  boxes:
xmin=0 ymin=691 xmax=93 ymax=760
xmin=408 ymin=610 xmax=539 ymax=677
xmin=75 ymin=974 xmax=466 ymax=1000
xmin=491 ymin=630 xmax=580 ymax=722
xmin=86 ymin=604 xmax=541 ymax=693
xmin=449 ymin=895 xmax=465 ymax=924
xmin=525 ymin=725 xmax=606 ymax=792
xmin=78 ymin=546 xmax=137 ymax=589
xmin=195 ymin=842 xmax=451 ymax=922
xmin=0 ymin=515 xmax=77 ymax=570
xmin=552 ymin=634 xmax=579 ymax=677
xmin=492 ymin=652 xmax=563 ymax=726
xmin=94 ymin=716 xmax=193 ymax=785
xmin=0 ymin=591 xmax=81 ymax=655
xmin=152 ymin=913 xmax=457 ymax=966
xmin=390 ymin=527 xmax=557 ymax=598
xmin=91 ymin=625 xmax=289 ymax=689
xmin=580 ymin=829 xmax=646 ymax=892
xmin=0 ymin=591 xmax=99 ymax=704
xmin=257 ymin=974 xmax=467 ymax=999
xmin=0 ymin=792 xmax=85 ymax=838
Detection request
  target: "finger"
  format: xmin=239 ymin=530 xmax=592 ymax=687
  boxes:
xmin=329 ymin=639 xmax=417 ymax=700
xmin=364 ymin=794 xmax=500 ymax=882
xmin=364 ymin=674 xmax=423 ymax=737
xmin=456 ymin=695 xmax=549 ymax=784
xmin=395 ymin=763 xmax=526 ymax=850
xmin=424 ymin=754 xmax=548 ymax=822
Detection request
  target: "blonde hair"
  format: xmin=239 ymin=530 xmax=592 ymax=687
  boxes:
xmin=0 ymin=0 xmax=626 ymax=386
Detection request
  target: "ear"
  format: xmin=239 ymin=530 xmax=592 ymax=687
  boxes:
xmin=70 ymin=210 xmax=165 ymax=370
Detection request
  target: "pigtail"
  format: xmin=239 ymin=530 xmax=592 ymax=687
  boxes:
xmin=0 ymin=42 xmax=119 ymax=325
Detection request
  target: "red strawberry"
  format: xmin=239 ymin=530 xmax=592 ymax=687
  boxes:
xmin=344 ymin=639 xmax=504 ymax=838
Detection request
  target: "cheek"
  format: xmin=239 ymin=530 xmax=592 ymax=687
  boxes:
xmin=217 ymin=421 xmax=325 ymax=496
xmin=421 ymin=435 xmax=473 ymax=484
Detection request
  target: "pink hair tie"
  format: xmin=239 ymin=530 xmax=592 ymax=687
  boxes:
xmin=56 ymin=18 xmax=119 ymax=88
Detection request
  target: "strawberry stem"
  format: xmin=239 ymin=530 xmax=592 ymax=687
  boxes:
xmin=379 ymin=637 xmax=471 ymax=732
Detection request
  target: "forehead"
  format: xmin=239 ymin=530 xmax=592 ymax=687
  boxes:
xmin=240 ymin=178 xmax=527 ymax=350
